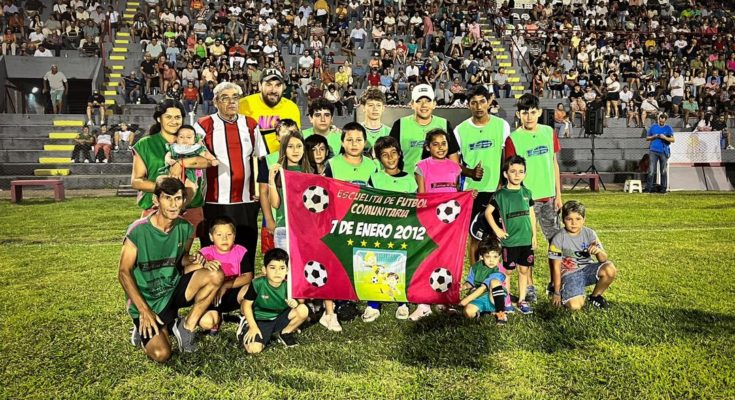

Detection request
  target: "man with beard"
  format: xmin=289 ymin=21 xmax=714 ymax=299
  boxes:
xmin=238 ymin=68 xmax=301 ymax=154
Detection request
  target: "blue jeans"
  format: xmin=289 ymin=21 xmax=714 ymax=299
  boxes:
xmin=647 ymin=151 xmax=669 ymax=191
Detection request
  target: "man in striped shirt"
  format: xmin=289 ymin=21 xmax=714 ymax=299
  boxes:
xmin=195 ymin=82 xmax=267 ymax=275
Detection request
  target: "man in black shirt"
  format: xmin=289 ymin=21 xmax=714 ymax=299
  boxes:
xmin=139 ymin=53 xmax=158 ymax=95
xmin=86 ymin=90 xmax=106 ymax=126
xmin=711 ymin=113 xmax=733 ymax=150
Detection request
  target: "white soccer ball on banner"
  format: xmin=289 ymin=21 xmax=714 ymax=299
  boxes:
xmin=304 ymin=260 xmax=328 ymax=287
xmin=302 ymin=185 xmax=329 ymax=213
xmin=436 ymin=200 xmax=461 ymax=223
xmin=429 ymin=267 xmax=453 ymax=293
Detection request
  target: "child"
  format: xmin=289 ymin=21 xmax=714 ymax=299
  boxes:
xmin=324 ymin=122 xmax=377 ymax=186
xmin=548 ymin=201 xmax=617 ymax=311
xmin=305 ymin=134 xmax=330 ymax=175
xmin=459 ymin=239 xmax=508 ymax=325
xmin=484 ymin=155 xmax=537 ymax=315
xmin=238 ymin=248 xmax=309 ymax=352
xmin=268 ymin=132 xmax=313 ymax=250
xmin=195 ymin=217 xmax=251 ymax=334
xmin=93 ymin=125 xmax=113 ymax=163
xmin=505 ymin=93 xmax=562 ymax=302
xmin=360 ymin=87 xmax=391 ymax=157
xmin=163 ymin=124 xmax=218 ymax=182
xmin=410 ymin=128 xmax=463 ymax=321
xmin=303 ymin=98 xmax=343 ymax=157
xmin=362 ymin=136 xmax=416 ymax=322
xmin=114 ymin=122 xmax=135 ymax=152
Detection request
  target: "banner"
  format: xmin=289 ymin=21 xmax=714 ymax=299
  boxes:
xmin=669 ymin=131 xmax=722 ymax=165
xmin=283 ymin=170 xmax=472 ymax=304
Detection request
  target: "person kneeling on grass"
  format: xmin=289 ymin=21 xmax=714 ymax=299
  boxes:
xmin=119 ymin=176 xmax=224 ymax=362
xmin=548 ymin=200 xmax=617 ymax=310
xmin=238 ymin=248 xmax=309 ymax=352
xmin=459 ymin=239 xmax=509 ymax=325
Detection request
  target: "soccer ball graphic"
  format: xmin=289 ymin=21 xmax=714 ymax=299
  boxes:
xmin=436 ymin=200 xmax=461 ymax=223
xmin=371 ymin=276 xmax=379 ymax=284
xmin=429 ymin=267 xmax=453 ymax=293
xmin=304 ymin=260 xmax=328 ymax=287
xmin=302 ymin=185 xmax=330 ymax=213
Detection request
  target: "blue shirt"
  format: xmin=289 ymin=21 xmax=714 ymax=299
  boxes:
xmin=647 ymin=124 xmax=674 ymax=154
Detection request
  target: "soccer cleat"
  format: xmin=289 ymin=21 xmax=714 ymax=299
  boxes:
xmin=172 ymin=318 xmax=197 ymax=353
xmin=526 ymin=285 xmax=538 ymax=303
xmin=495 ymin=312 xmax=508 ymax=325
xmin=361 ymin=306 xmax=380 ymax=322
xmin=129 ymin=326 xmax=142 ymax=347
xmin=276 ymin=331 xmax=299 ymax=347
xmin=395 ymin=304 xmax=410 ymax=320
xmin=319 ymin=313 xmax=342 ymax=332
xmin=408 ymin=304 xmax=432 ymax=321
xmin=588 ymin=295 xmax=610 ymax=309
xmin=517 ymin=301 xmax=533 ymax=315
xmin=236 ymin=316 xmax=249 ymax=345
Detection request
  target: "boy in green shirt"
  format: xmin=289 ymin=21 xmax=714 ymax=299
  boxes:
xmin=504 ymin=93 xmax=562 ymax=303
xmin=484 ymin=155 xmax=537 ymax=315
xmin=238 ymin=248 xmax=309 ymax=353
xmin=302 ymin=98 xmax=343 ymax=157
xmin=460 ymin=239 xmax=509 ymax=325
xmin=360 ymin=87 xmax=391 ymax=157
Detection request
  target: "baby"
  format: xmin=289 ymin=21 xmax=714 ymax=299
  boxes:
xmin=163 ymin=124 xmax=218 ymax=182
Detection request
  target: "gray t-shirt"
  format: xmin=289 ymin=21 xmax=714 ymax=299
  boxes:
xmin=44 ymin=71 xmax=67 ymax=91
xmin=548 ymin=226 xmax=602 ymax=277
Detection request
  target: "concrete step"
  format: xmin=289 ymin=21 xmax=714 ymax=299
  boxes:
xmin=0 ymin=162 xmax=132 ymax=176
xmin=0 ymin=114 xmax=87 ymax=125
xmin=0 ymin=149 xmax=133 ymax=163
xmin=0 ymin=125 xmax=81 ymax=137
xmin=560 ymin=138 xmax=650 ymax=149
xmin=0 ymin=174 xmax=130 ymax=190
xmin=0 ymin=137 xmax=75 ymax=148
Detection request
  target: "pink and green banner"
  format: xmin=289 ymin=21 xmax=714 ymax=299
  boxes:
xmin=283 ymin=170 xmax=472 ymax=304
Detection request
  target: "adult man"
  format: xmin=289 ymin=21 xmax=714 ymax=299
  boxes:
xmin=668 ymin=70 xmax=685 ymax=117
xmin=119 ymin=177 xmax=224 ymax=362
xmin=349 ymin=21 xmax=367 ymax=49
xmin=196 ymin=82 xmax=266 ymax=271
xmin=145 ymin=37 xmax=164 ymax=59
xmin=645 ymin=113 xmax=675 ymax=193
xmin=43 ymin=64 xmax=67 ymax=114
xmin=493 ymin=67 xmax=512 ymax=99
xmin=140 ymin=53 xmax=158 ymax=95
xmin=454 ymin=85 xmax=511 ymax=262
xmin=435 ymin=81 xmax=452 ymax=105
xmin=86 ymin=89 xmax=106 ymax=126
xmin=389 ymin=84 xmax=460 ymax=174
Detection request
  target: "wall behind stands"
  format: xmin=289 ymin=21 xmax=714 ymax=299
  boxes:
xmin=0 ymin=57 xmax=7 ymax=112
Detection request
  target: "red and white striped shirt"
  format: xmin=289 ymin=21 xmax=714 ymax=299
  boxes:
xmin=195 ymin=113 xmax=266 ymax=204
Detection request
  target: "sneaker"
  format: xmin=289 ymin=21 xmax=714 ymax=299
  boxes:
xmin=494 ymin=312 xmax=508 ymax=326
xmin=526 ymin=285 xmax=538 ymax=303
xmin=727 ymin=145 xmax=735 ymax=150
xmin=129 ymin=326 xmax=142 ymax=347
xmin=114 ymin=147 xmax=119 ymax=152
xmin=545 ymin=282 xmax=554 ymax=296
xmin=172 ymin=318 xmax=197 ymax=353
xmin=588 ymin=294 xmax=610 ymax=309
xmin=361 ymin=306 xmax=380 ymax=322
xmin=235 ymin=316 xmax=249 ymax=345
xmin=276 ymin=331 xmax=299 ymax=347
xmin=86 ymin=120 xmax=94 ymax=126
xmin=71 ymin=159 xmax=77 ymax=163
xmin=408 ymin=304 xmax=432 ymax=321
xmin=504 ymin=305 xmax=516 ymax=314
xmin=319 ymin=313 xmax=343 ymax=332
xmin=103 ymin=159 xmax=108 ymax=163
xmin=395 ymin=304 xmax=409 ymax=320
xmin=100 ymin=120 xmax=106 ymax=125
xmin=84 ymin=159 xmax=90 ymax=163
xmin=517 ymin=301 xmax=533 ymax=315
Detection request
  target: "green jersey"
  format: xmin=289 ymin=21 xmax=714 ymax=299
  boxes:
xmin=391 ymin=115 xmax=451 ymax=173
xmin=369 ymin=170 xmax=417 ymax=193
xmin=454 ymin=116 xmax=510 ymax=191
xmin=303 ymin=127 xmax=343 ymax=158
xmin=327 ymin=155 xmax=377 ymax=186
xmin=273 ymin=165 xmax=302 ymax=227
xmin=133 ymin=133 xmax=205 ymax=209
xmin=508 ymin=125 xmax=557 ymax=200
xmin=362 ymin=123 xmax=391 ymax=155
xmin=124 ymin=215 xmax=194 ymax=318
xmin=245 ymin=276 xmax=288 ymax=320
xmin=465 ymin=261 xmax=502 ymax=288
xmin=491 ymin=186 xmax=534 ymax=247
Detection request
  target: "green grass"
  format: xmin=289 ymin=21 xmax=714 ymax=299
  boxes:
xmin=1 ymin=192 xmax=734 ymax=400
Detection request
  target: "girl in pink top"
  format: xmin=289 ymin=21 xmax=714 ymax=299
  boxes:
xmin=415 ymin=129 xmax=462 ymax=194
xmin=197 ymin=216 xmax=250 ymax=333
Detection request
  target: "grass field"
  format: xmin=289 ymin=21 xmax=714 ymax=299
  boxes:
xmin=1 ymin=192 xmax=734 ymax=400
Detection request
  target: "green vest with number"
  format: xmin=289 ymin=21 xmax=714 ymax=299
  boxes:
xmin=370 ymin=170 xmax=418 ymax=193
xmin=328 ymin=155 xmax=377 ymax=186
xmin=398 ymin=115 xmax=448 ymax=173
xmin=455 ymin=116 xmax=508 ymax=192
xmin=509 ymin=125 xmax=556 ymax=199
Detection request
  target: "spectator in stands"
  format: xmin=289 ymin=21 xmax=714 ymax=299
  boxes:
xmin=669 ymin=70 xmax=685 ymax=118
xmin=113 ymin=123 xmax=135 ymax=152
xmin=352 ymin=60 xmax=366 ymax=89
xmin=712 ymin=113 xmax=734 ymax=150
xmin=682 ymin=94 xmax=702 ymax=129
xmin=140 ymin=53 xmax=159 ymax=95
xmin=71 ymin=125 xmax=94 ymax=163
xmin=160 ymin=63 xmax=178 ymax=94
xmin=146 ymin=37 xmax=164 ymax=59
xmin=201 ymin=80 xmax=215 ymax=115
xmin=165 ymin=81 xmax=182 ymax=102
xmin=86 ymin=90 xmax=106 ymax=126
xmin=93 ymin=125 xmax=113 ymax=163
xmin=554 ymin=103 xmax=571 ymax=138
xmin=605 ymin=73 xmax=621 ymax=119
xmin=28 ymin=26 xmax=45 ymax=51
xmin=43 ymin=64 xmax=67 ymax=114
xmin=640 ymin=94 xmax=660 ymax=127
xmin=325 ymin=84 xmax=343 ymax=116
xmin=1 ymin=28 xmax=18 ymax=55
xmin=33 ymin=44 xmax=54 ymax=57
xmin=493 ymin=67 xmax=512 ymax=99
xmin=350 ymin=21 xmax=367 ymax=50
xmin=435 ymin=81 xmax=452 ymax=106
xmin=182 ymin=81 xmax=199 ymax=114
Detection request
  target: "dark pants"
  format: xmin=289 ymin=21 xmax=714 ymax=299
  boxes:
xmin=200 ymin=202 xmax=260 ymax=269
xmin=71 ymin=144 xmax=91 ymax=162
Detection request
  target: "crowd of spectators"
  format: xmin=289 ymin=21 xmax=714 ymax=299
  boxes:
xmin=500 ymin=0 xmax=735 ymax=147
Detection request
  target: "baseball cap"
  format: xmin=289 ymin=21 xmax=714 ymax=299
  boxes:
xmin=261 ymin=68 xmax=284 ymax=82
xmin=411 ymin=84 xmax=435 ymax=102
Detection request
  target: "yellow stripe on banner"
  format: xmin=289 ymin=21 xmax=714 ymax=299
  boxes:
xmin=44 ymin=144 xmax=74 ymax=151
xmin=110 ymin=55 xmax=126 ymax=61
xmin=111 ymin=65 xmax=124 ymax=70
xmin=116 ymin=32 xmax=130 ymax=37
xmin=34 ymin=169 xmax=70 ymax=176
xmin=49 ymin=132 xmax=79 ymax=139
xmin=39 ymin=157 xmax=73 ymax=164
xmin=53 ymin=120 xmax=84 ymax=127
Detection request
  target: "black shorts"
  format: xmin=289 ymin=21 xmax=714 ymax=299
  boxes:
xmin=132 ymin=271 xmax=195 ymax=347
xmin=210 ymin=286 xmax=243 ymax=313
xmin=469 ymin=192 xmax=499 ymax=241
xmin=606 ymin=92 xmax=620 ymax=101
xmin=502 ymin=246 xmax=535 ymax=270
xmin=253 ymin=310 xmax=292 ymax=345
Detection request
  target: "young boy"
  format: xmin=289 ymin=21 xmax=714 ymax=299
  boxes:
xmin=360 ymin=87 xmax=391 ymax=157
xmin=238 ymin=248 xmax=309 ymax=353
xmin=548 ymin=201 xmax=617 ymax=311
xmin=459 ymin=239 xmax=509 ymax=325
xmin=504 ymin=93 xmax=562 ymax=302
xmin=302 ymin=98 xmax=342 ymax=157
xmin=484 ymin=155 xmax=537 ymax=314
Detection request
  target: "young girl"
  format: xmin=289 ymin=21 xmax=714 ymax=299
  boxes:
xmin=194 ymin=217 xmax=251 ymax=334
xmin=361 ymin=137 xmax=416 ymax=322
xmin=305 ymin=134 xmax=330 ymax=175
xmin=324 ymin=122 xmax=377 ymax=186
xmin=268 ymin=132 xmax=313 ymax=251
xmin=410 ymin=129 xmax=463 ymax=321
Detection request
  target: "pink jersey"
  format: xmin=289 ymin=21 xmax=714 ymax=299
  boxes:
xmin=415 ymin=158 xmax=461 ymax=193
xmin=198 ymin=244 xmax=247 ymax=278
